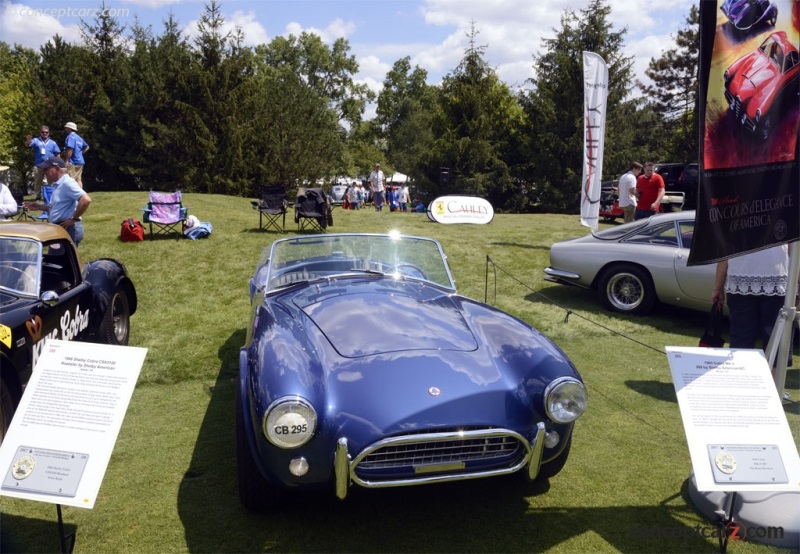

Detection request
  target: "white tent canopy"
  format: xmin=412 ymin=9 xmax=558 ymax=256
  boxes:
xmin=388 ymin=172 xmax=409 ymax=183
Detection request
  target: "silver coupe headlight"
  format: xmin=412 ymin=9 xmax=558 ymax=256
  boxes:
xmin=263 ymin=396 xmax=317 ymax=449
xmin=544 ymin=377 xmax=587 ymax=423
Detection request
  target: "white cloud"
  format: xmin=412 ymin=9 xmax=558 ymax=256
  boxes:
xmin=183 ymin=9 xmax=269 ymax=48
xmin=122 ymin=0 xmax=181 ymax=8
xmin=405 ymin=0 xmax=692 ymax=93
xmin=283 ymin=17 xmax=356 ymax=43
xmin=1 ymin=2 xmax=81 ymax=48
xmin=356 ymin=54 xmax=391 ymax=91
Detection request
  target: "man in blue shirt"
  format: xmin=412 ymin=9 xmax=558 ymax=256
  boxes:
xmin=63 ymin=122 xmax=90 ymax=188
xmin=29 ymin=157 xmax=92 ymax=246
xmin=24 ymin=126 xmax=61 ymax=200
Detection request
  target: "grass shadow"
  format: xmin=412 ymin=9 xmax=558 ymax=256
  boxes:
xmin=625 ymin=380 xmax=678 ymax=403
xmin=0 ymin=512 xmax=77 ymax=553
xmin=525 ymin=285 xmax=709 ymax=341
xmin=175 ymin=332 xmax=722 ymax=552
xmin=488 ymin=241 xmax=551 ymax=252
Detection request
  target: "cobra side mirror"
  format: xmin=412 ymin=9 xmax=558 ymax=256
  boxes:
xmin=41 ymin=290 xmax=59 ymax=307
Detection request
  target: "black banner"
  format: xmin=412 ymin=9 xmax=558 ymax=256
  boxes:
xmin=690 ymin=0 xmax=799 ymax=265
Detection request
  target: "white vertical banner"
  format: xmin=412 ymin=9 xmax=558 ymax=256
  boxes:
xmin=580 ymin=51 xmax=608 ymax=232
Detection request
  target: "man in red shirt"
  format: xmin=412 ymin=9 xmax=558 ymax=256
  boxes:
xmin=634 ymin=161 xmax=665 ymax=220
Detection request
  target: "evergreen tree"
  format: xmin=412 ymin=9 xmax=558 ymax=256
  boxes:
xmin=426 ymin=23 xmax=522 ymax=209
xmin=639 ymin=5 xmax=700 ymax=163
xmin=187 ymin=0 xmax=255 ymax=194
xmin=79 ymin=3 xmax=132 ymax=189
xmin=523 ymin=0 xmax=636 ymax=212
xmin=121 ymin=14 xmax=202 ymax=189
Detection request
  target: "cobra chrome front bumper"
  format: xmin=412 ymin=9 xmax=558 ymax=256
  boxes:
xmin=333 ymin=422 xmax=546 ymax=500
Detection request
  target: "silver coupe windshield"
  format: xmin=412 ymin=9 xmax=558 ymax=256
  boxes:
xmin=257 ymin=233 xmax=456 ymax=292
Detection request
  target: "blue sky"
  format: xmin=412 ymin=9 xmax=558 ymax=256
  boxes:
xmin=1 ymin=0 xmax=696 ymax=103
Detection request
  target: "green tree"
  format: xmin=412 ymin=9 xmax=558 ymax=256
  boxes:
xmin=118 ymin=14 xmax=203 ymax=189
xmin=523 ymin=0 xmax=636 ymax=212
xmin=424 ymin=24 xmax=523 ymax=209
xmin=639 ymin=5 xmax=700 ymax=163
xmin=184 ymin=0 xmax=256 ymax=194
xmin=260 ymin=33 xmax=374 ymax=130
xmin=245 ymin=60 xmax=342 ymax=191
xmin=79 ymin=2 xmax=133 ymax=189
xmin=0 ymin=43 xmax=41 ymax=182
xmin=375 ymin=57 xmax=437 ymax=183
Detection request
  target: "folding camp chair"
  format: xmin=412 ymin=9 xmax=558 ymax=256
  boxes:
xmin=141 ymin=190 xmax=187 ymax=237
xmin=18 ymin=184 xmax=53 ymax=221
xmin=251 ymin=185 xmax=288 ymax=232
xmin=295 ymin=187 xmax=332 ymax=233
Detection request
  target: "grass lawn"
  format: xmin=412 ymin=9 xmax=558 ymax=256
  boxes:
xmin=1 ymin=192 xmax=797 ymax=553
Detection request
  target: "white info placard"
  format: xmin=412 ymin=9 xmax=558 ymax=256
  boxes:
xmin=666 ymin=346 xmax=800 ymax=492
xmin=0 ymin=339 xmax=146 ymax=508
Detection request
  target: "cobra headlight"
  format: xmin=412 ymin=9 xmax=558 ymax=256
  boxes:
xmin=263 ymin=396 xmax=317 ymax=449
xmin=544 ymin=377 xmax=587 ymax=424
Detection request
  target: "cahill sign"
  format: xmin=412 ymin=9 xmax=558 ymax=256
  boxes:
xmin=427 ymin=196 xmax=494 ymax=225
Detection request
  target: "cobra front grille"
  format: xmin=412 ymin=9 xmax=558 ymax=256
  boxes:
xmin=353 ymin=429 xmax=526 ymax=480
xmin=732 ymin=96 xmax=742 ymax=119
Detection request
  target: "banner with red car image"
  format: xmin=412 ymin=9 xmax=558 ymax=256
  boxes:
xmin=689 ymin=0 xmax=799 ymax=265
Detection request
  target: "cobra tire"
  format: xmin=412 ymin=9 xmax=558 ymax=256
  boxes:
xmin=236 ymin=384 xmax=283 ymax=511
xmin=102 ymin=287 xmax=130 ymax=345
xmin=597 ymin=264 xmax=656 ymax=315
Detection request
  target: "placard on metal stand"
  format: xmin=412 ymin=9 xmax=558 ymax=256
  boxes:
xmin=56 ymin=504 xmax=76 ymax=554
xmin=687 ymin=243 xmax=800 ymax=550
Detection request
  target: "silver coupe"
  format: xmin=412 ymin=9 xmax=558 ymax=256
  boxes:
xmin=544 ymin=212 xmax=716 ymax=315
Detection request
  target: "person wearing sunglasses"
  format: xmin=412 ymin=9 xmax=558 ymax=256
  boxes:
xmin=24 ymin=126 xmax=61 ymax=200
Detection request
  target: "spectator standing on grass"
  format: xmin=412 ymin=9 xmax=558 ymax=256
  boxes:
xmin=712 ymin=244 xmax=791 ymax=355
xmin=634 ymin=161 xmax=664 ymax=220
xmin=352 ymin=181 xmax=361 ymax=209
xmin=617 ymin=162 xmax=642 ymax=224
xmin=399 ymin=185 xmax=409 ymax=211
xmin=388 ymin=187 xmax=399 ymax=211
xmin=369 ymin=163 xmax=385 ymax=211
xmin=62 ymin=122 xmax=89 ymax=189
xmin=25 ymin=126 xmax=61 ymax=200
xmin=26 ymin=157 xmax=91 ymax=246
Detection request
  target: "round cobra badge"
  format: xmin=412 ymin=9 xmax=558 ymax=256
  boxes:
xmin=12 ymin=455 xmax=35 ymax=480
xmin=715 ymin=451 xmax=737 ymax=474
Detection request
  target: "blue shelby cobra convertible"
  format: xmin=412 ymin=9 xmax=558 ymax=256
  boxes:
xmin=237 ymin=233 xmax=587 ymax=509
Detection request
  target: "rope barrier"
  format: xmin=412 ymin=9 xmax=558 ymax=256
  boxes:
xmin=483 ymin=256 xmax=800 ymax=408
xmin=485 ymin=255 xmax=666 ymax=355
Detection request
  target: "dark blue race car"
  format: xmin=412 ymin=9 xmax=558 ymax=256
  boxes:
xmin=237 ymin=233 xmax=587 ymax=509
xmin=721 ymin=0 xmax=778 ymax=31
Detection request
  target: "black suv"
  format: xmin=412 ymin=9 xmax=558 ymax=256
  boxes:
xmin=654 ymin=163 xmax=685 ymax=188
xmin=653 ymin=162 xmax=698 ymax=210
xmin=673 ymin=163 xmax=698 ymax=210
